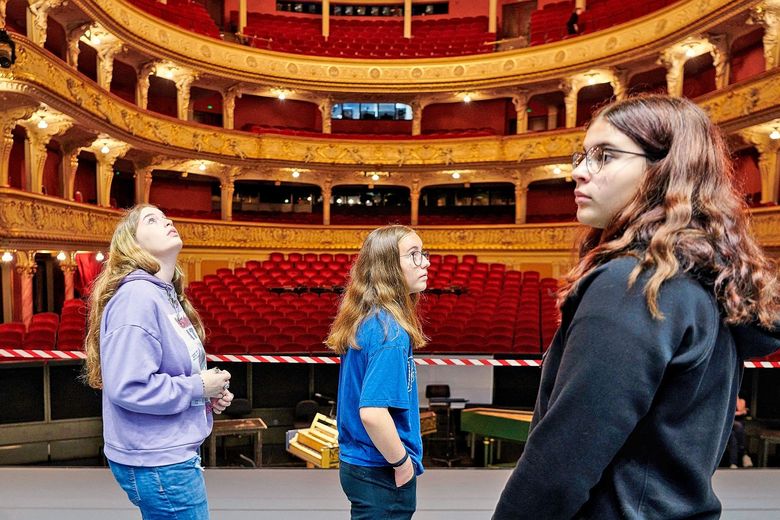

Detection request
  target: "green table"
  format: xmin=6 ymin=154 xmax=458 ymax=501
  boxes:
xmin=460 ymin=408 xmax=533 ymax=466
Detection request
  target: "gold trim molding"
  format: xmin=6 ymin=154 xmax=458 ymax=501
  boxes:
xmin=2 ymin=190 xmax=780 ymax=252
xmin=80 ymin=0 xmax=755 ymax=92
xmin=5 ymin=40 xmax=780 ymax=171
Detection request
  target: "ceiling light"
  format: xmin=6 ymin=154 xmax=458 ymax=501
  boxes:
xmin=463 ymin=94 xmax=471 ymax=103
xmin=1 ymin=251 xmax=13 ymax=263
xmin=284 ymin=198 xmax=290 ymax=203
xmin=292 ymin=170 xmax=300 ymax=178
xmin=165 ymin=70 xmax=173 ymax=79
xmin=278 ymin=92 xmax=287 ymax=100
xmin=770 ymin=128 xmax=780 ymax=140
xmin=95 ymin=251 xmax=105 ymax=262
xmin=685 ymin=48 xmax=696 ymax=57
xmin=198 ymin=162 xmax=206 ymax=171
xmin=100 ymin=144 xmax=110 ymax=154
xmin=37 ymin=118 xmax=48 ymax=129
xmin=56 ymin=251 xmax=67 ymax=261
xmin=307 ymin=196 xmax=312 ymax=202
xmin=93 ymin=37 xmax=101 ymax=45
xmin=451 ymin=172 xmax=461 ymax=179
xmin=371 ymin=174 xmax=380 ymax=181
xmin=553 ymin=166 xmax=562 ymax=175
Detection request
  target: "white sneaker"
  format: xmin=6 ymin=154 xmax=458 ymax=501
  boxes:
xmin=743 ymin=454 xmax=754 ymax=468
xmin=729 ymin=464 xmax=738 ymax=469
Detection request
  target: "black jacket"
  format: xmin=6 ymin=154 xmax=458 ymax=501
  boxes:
xmin=493 ymin=257 xmax=780 ymax=519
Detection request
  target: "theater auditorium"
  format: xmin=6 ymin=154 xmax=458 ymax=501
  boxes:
xmin=1 ymin=0 xmax=780 ymax=517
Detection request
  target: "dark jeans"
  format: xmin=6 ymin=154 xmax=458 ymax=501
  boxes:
xmin=340 ymin=460 xmax=417 ymax=519
xmin=109 ymin=455 xmax=209 ymax=519
xmin=727 ymin=420 xmax=746 ymax=466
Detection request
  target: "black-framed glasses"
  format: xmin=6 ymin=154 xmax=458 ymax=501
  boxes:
xmin=401 ymin=250 xmax=430 ymax=267
xmin=572 ymin=145 xmax=649 ymax=175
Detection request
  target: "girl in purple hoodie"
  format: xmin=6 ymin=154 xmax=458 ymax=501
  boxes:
xmin=84 ymin=204 xmax=233 ymax=519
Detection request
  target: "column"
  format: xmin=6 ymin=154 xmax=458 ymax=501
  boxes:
xmin=220 ymin=180 xmax=234 ymax=221
xmin=658 ymin=48 xmax=685 ymax=97
xmin=0 ymin=105 xmax=36 ymax=187
xmin=410 ymin=179 xmax=420 ymax=226
xmin=26 ymin=0 xmax=63 ymax=46
xmin=515 ymin=183 xmax=528 ymax=224
xmin=238 ymin=0 xmax=247 ymax=36
xmin=610 ymin=69 xmax=629 ymax=100
xmin=742 ymin=130 xmax=780 ymax=204
xmin=60 ymin=145 xmax=79 ymax=200
xmin=95 ymin=143 xmax=130 ymax=207
xmin=60 ymin=255 xmax=77 ymax=301
xmin=709 ymin=34 xmax=731 ymax=90
xmin=1 ymin=257 xmax=13 ymax=323
xmin=488 ymin=0 xmax=498 ymax=34
xmin=404 ymin=0 xmax=412 ymax=39
xmin=136 ymin=62 xmax=155 ymax=110
xmin=175 ymin=73 xmax=197 ymax=121
xmin=66 ymin=23 xmax=90 ymax=68
xmin=19 ymin=117 xmax=73 ymax=194
xmin=547 ymin=104 xmax=559 ymax=130
xmin=753 ymin=3 xmax=780 ymax=69
xmin=134 ymin=166 xmax=153 ymax=204
xmin=319 ymin=97 xmax=333 ymax=134
xmin=222 ymin=86 xmax=239 ymax=130
xmin=411 ymin=99 xmax=423 ymax=136
xmin=322 ymin=0 xmax=330 ymax=39
xmin=96 ymin=40 xmax=124 ymax=90
xmin=0 ymin=0 xmax=7 ymax=29
xmin=15 ymin=251 xmax=36 ymax=328
xmin=561 ymin=79 xmax=579 ymax=129
xmin=322 ymin=178 xmax=332 ymax=225
xmin=512 ymin=91 xmax=528 ymax=134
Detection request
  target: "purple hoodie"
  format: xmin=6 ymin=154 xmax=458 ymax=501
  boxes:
xmin=100 ymin=270 xmax=212 ymax=467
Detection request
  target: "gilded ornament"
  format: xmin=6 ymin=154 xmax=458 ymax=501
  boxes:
xmin=502 ymin=60 xmax=515 ymax=72
xmin=370 ymin=68 xmax=381 ymax=79
xmin=411 ymin=68 xmax=423 ymax=79
xmin=287 ymin=62 xmax=299 ymax=74
xmin=246 ymin=56 xmax=257 ymax=67
xmin=200 ymin=45 xmax=211 ymax=58
xmin=554 ymin=50 xmax=566 ymax=63
xmin=605 ymin=37 xmax=618 ymax=50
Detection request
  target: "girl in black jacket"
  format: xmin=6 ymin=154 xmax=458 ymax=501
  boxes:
xmin=493 ymin=95 xmax=780 ymax=519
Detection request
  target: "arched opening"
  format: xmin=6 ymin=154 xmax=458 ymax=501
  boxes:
xmin=730 ymin=28 xmax=766 ymax=84
xmin=149 ymin=170 xmax=220 ymax=219
xmin=74 ymin=152 xmax=97 ymax=205
xmin=110 ymin=60 xmax=138 ymax=105
xmin=43 ymin=18 xmax=67 ymax=62
xmin=331 ymin=185 xmax=411 ymax=225
xmin=8 ymin=127 xmax=26 ymax=190
xmin=42 ymin=140 xmax=61 ymax=198
xmin=419 ymin=182 xmax=514 ymax=224
xmin=147 ymin=75 xmax=178 ymax=118
xmin=731 ymin=147 xmax=762 ymax=206
xmin=109 ymin=159 xmax=136 ymax=209
xmin=527 ymin=92 xmax=565 ymax=132
xmin=526 ymin=177 xmax=577 ymax=223
xmin=236 ymin=95 xmax=320 ymax=134
xmin=191 ymin=87 xmax=224 ymax=128
xmin=576 ymin=82 xmax=614 ymax=127
xmin=232 ymin=180 xmax=322 ymax=224
xmin=626 ymin=67 xmax=668 ymax=96
xmin=682 ymin=53 xmax=716 ymax=98
xmin=76 ymin=41 xmax=98 ymax=83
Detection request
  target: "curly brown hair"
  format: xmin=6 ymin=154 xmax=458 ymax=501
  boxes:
xmin=559 ymin=94 xmax=780 ymax=326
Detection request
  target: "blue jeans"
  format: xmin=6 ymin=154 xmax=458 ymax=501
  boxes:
xmin=109 ymin=456 xmax=209 ymax=519
xmin=340 ymin=460 xmax=417 ymax=519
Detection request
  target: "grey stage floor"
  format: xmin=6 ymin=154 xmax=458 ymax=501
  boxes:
xmin=1 ymin=467 xmax=779 ymax=519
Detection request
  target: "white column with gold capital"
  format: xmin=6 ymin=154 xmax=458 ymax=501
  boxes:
xmin=15 ymin=251 xmax=36 ymax=328
xmin=90 ymin=139 xmax=130 ymax=207
xmin=322 ymin=178 xmax=333 ymax=225
xmin=19 ymin=112 xmax=73 ymax=194
xmin=26 ymin=0 xmax=65 ymax=46
xmin=742 ymin=129 xmax=780 ymax=205
xmin=175 ymin=72 xmax=198 ymax=121
xmin=220 ymin=180 xmax=234 ymax=221
xmin=515 ymin=183 xmax=528 ymax=225
xmin=134 ymin=166 xmax=154 ymax=205
xmin=410 ymin=178 xmax=421 ymax=226
xmin=0 ymin=104 xmax=37 ymax=187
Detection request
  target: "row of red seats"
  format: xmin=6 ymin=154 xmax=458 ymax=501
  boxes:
xmin=0 ymin=299 xmax=86 ymax=350
xmin=129 ymin=0 xmax=220 ymax=38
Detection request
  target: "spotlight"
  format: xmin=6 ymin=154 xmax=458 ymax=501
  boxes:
xmin=1 ymin=251 xmax=13 ymax=263
xmin=451 ymin=172 xmax=461 ymax=179
xmin=56 ymin=251 xmax=67 ymax=261
xmin=307 ymin=196 xmax=312 ymax=202
xmin=37 ymin=118 xmax=48 ymax=129
xmin=292 ymin=170 xmax=300 ymax=178
xmin=284 ymin=199 xmax=290 ymax=203
xmin=100 ymin=144 xmax=110 ymax=154
xmin=0 ymin=30 xmax=17 ymax=69
xmin=770 ymin=128 xmax=780 ymax=140
xmin=553 ymin=167 xmax=562 ymax=175
xmin=198 ymin=162 xmax=206 ymax=171
xmin=371 ymin=174 xmax=380 ymax=181
xmin=95 ymin=251 xmax=105 ymax=262
xmin=463 ymin=94 xmax=471 ymax=103
xmin=278 ymin=91 xmax=287 ymax=100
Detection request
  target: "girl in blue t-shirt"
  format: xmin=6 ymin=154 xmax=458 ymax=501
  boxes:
xmin=326 ymin=225 xmax=431 ymax=520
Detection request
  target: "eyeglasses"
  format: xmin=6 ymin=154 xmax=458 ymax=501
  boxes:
xmin=401 ymin=250 xmax=430 ymax=267
xmin=572 ymin=145 xmax=649 ymax=176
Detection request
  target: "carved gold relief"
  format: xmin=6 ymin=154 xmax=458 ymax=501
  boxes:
xmin=3 ymin=190 xmax=779 ymax=253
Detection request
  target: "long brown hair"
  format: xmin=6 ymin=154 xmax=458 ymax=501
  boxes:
xmin=83 ymin=204 xmax=204 ymax=389
xmin=326 ymin=225 xmax=428 ymax=354
xmin=560 ymin=94 xmax=780 ymax=326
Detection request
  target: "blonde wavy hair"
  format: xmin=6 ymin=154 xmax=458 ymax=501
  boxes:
xmin=83 ymin=204 xmax=204 ymax=389
xmin=560 ymin=95 xmax=780 ymax=326
xmin=326 ymin=225 xmax=428 ymax=355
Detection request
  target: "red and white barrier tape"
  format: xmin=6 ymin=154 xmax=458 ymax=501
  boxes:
xmin=0 ymin=348 xmax=778 ymax=367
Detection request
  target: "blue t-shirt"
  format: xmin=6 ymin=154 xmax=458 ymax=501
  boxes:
xmin=336 ymin=310 xmax=424 ymax=475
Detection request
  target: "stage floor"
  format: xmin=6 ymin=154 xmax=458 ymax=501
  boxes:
xmin=1 ymin=467 xmax=778 ymax=519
